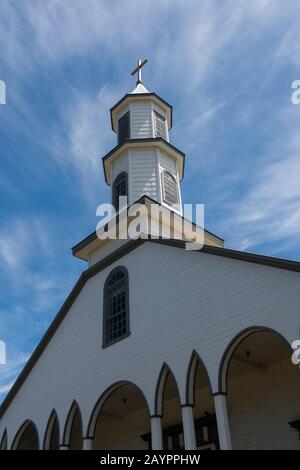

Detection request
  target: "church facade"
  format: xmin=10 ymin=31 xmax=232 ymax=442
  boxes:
xmin=0 ymin=62 xmax=300 ymax=451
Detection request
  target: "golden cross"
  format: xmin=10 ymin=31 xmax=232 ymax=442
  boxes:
xmin=131 ymin=59 xmax=148 ymax=85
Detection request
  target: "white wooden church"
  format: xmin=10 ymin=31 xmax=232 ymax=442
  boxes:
xmin=0 ymin=61 xmax=300 ymax=451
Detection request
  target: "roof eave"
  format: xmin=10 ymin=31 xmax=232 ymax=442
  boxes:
xmin=102 ymin=138 xmax=185 ymax=185
xmin=72 ymin=195 xmax=224 ymax=260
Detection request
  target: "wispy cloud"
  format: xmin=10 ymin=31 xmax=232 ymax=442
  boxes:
xmin=51 ymin=84 xmax=119 ymax=202
xmin=0 ymin=352 xmax=29 ymax=402
xmin=1 ymin=0 xmax=300 ymax=404
xmin=215 ymin=104 xmax=300 ymax=252
xmin=0 ymin=217 xmax=51 ymax=273
xmin=0 ymin=214 xmax=82 ymax=401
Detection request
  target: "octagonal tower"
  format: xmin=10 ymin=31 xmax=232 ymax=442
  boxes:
xmin=102 ymin=62 xmax=185 ymax=215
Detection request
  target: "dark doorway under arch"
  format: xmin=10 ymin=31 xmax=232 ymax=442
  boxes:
xmin=12 ymin=421 xmax=39 ymax=450
xmin=92 ymin=382 xmax=150 ymax=450
xmin=186 ymin=352 xmax=218 ymax=450
xmin=62 ymin=401 xmax=83 ymax=450
xmin=155 ymin=365 xmax=183 ymax=450
xmin=43 ymin=411 xmax=60 ymax=450
xmin=222 ymin=329 xmax=300 ymax=450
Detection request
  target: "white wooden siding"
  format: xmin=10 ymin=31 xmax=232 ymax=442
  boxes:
xmin=159 ymin=151 xmax=177 ymax=174
xmin=90 ymin=358 xmax=300 ymax=450
xmin=111 ymin=153 xmax=129 ymax=182
xmin=129 ymin=149 xmax=159 ymax=203
xmin=229 ymin=357 xmax=300 ymax=449
xmin=130 ymin=102 xmax=152 ymax=139
xmin=0 ymin=242 xmax=300 ymax=449
xmin=110 ymin=149 xmax=181 ymax=209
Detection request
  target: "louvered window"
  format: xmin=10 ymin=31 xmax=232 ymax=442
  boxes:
xmin=161 ymin=171 xmax=178 ymax=206
xmin=154 ymin=110 xmax=167 ymax=139
xmin=118 ymin=111 xmax=130 ymax=143
xmin=103 ymin=267 xmax=129 ymax=347
xmin=112 ymin=172 xmax=128 ymax=211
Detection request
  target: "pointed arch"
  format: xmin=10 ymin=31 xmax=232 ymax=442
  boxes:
xmin=0 ymin=428 xmax=7 ymax=450
xmin=43 ymin=409 xmax=60 ymax=450
xmin=11 ymin=419 xmax=39 ymax=450
xmin=185 ymin=350 xmax=212 ymax=406
xmin=218 ymin=326 xmax=293 ymax=394
xmin=62 ymin=400 xmax=82 ymax=448
xmin=154 ymin=363 xmax=181 ymax=416
xmin=86 ymin=380 xmax=150 ymax=439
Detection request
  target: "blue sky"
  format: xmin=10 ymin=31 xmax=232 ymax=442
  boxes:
xmin=0 ymin=0 xmax=300 ymax=402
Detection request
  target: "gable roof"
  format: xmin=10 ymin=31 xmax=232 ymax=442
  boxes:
xmin=1 ymin=237 xmax=300 ymax=420
xmin=72 ymin=195 xmax=224 ymax=261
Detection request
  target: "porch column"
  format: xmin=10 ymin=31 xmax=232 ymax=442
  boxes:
xmin=83 ymin=438 xmax=93 ymax=450
xmin=213 ymin=393 xmax=232 ymax=450
xmin=181 ymin=405 xmax=196 ymax=450
xmin=59 ymin=445 xmax=69 ymax=450
xmin=151 ymin=416 xmax=163 ymax=450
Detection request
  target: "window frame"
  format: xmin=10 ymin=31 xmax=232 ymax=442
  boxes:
xmin=102 ymin=266 xmax=130 ymax=348
xmin=161 ymin=170 xmax=179 ymax=207
xmin=118 ymin=111 xmax=130 ymax=144
xmin=112 ymin=171 xmax=128 ymax=212
xmin=154 ymin=110 xmax=167 ymax=140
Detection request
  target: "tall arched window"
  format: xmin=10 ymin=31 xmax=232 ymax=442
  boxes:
xmin=112 ymin=172 xmax=128 ymax=212
xmin=161 ymin=171 xmax=179 ymax=206
xmin=103 ymin=267 xmax=130 ymax=347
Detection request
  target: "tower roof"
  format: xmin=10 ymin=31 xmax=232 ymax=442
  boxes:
xmin=130 ymin=82 xmax=150 ymax=94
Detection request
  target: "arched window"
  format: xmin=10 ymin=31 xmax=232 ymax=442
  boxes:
xmin=112 ymin=172 xmax=128 ymax=212
xmin=161 ymin=171 xmax=178 ymax=206
xmin=103 ymin=267 xmax=130 ymax=347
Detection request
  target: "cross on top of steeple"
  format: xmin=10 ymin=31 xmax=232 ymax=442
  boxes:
xmin=131 ymin=59 xmax=148 ymax=85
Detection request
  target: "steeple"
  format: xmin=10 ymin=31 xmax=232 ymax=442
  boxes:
xmin=102 ymin=60 xmax=185 ymax=215
xmin=72 ymin=63 xmax=224 ymax=262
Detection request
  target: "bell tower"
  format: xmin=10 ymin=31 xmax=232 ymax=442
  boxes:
xmin=102 ymin=59 xmax=185 ymax=215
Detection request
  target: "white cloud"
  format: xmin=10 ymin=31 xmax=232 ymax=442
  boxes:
xmin=51 ymin=84 xmax=119 ymax=201
xmin=10 ymin=0 xmax=162 ymax=66
xmin=0 ymin=382 xmax=14 ymax=396
xmin=1 ymin=0 xmax=300 ymax=247
xmin=275 ymin=15 xmax=300 ymax=67
xmin=223 ymin=107 xmax=300 ymax=251
xmin=0 ymin=352 xmax=29 ymax=401
xmin=0 ymin=217 xmax=51 ymax=272
xmin=0 ymin=214 xmax=76 ymax=331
